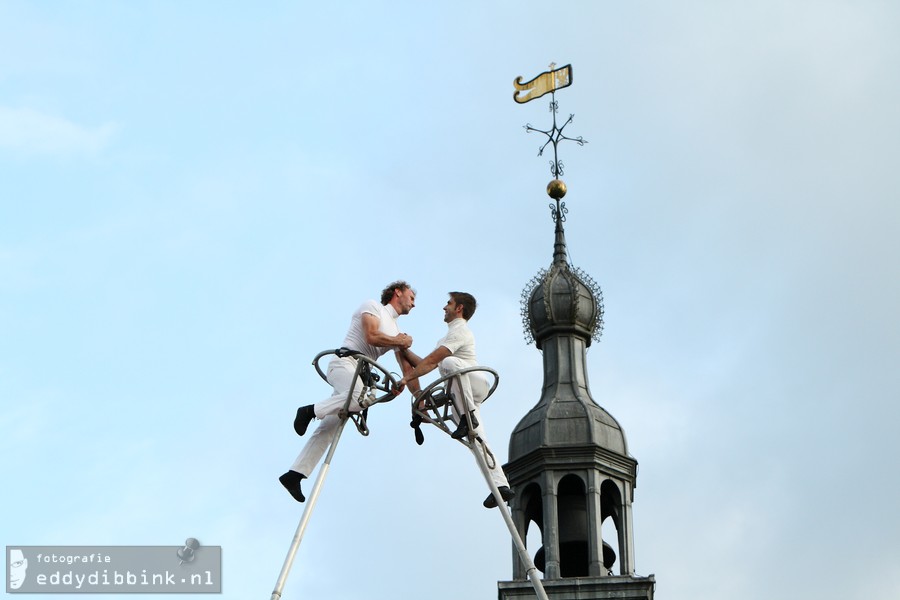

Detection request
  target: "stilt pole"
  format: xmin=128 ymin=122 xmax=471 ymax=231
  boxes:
xmin=271 ymin=354 xmax=380 ymax=600
xmin=468 ymin=427 xmax=549 ymax=600
xmin=270 ymin=415 xmax=349 ymax=600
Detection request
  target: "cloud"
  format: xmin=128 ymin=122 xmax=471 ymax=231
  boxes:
xmin=0 ymin=105 xmax=117 ymax=157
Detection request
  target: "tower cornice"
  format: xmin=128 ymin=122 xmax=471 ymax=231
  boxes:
xmin=503 ymin=445 xmax=638 ymax=488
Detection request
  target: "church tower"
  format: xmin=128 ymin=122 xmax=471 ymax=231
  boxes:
xmin=499 ymin=65 xmax=655 ymax=600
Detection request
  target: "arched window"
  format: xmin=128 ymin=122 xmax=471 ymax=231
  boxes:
xmin=600 ymin=479 xmax=622 ymax=574
xmin=522 ymin=483 xmax=544 ymax=573
xmin=557 ymin=474 xmax=588 ymax=577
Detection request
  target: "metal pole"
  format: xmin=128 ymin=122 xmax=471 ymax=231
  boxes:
xmin=270 ymin=358 xmax=368 ymax=600
xmin=270 ymin=416 xmax=349 ymax=600
xmin=469 ymin=440 xmax=549 ymax=600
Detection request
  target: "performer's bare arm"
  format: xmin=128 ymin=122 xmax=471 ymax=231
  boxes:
xmin=401 ymin=348 xmax=424 ymax=367
xmin=395 ymin=346 xmax=452 ymax=395
xmin=361 ymin=313 xmax=412 ymax=349
xmin=394 ymin=350 xmax=421 ymax=394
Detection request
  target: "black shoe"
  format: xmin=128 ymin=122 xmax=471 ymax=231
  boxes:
xmin=483 ymin=486 xmax=515 ymax=509
xmin=410 ymin=415 xmax=425 ymax=445
xmin=293 ymin=405 xmax=315 ymax=436
xmin=450 ymin=413 xmax=479 ymax=439
xmin=279 ymin=471 xmax=307 ymax=503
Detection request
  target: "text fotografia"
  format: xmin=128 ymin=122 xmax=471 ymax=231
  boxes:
xmin=35 ymin=553 xmax=112 ymax=565
xmin=7 ymin=545 xmax=222 ymax=594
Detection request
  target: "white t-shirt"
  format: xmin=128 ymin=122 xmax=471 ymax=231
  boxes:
xmin=341 ymin=299 xmax=400 ymax=361
xmin=436 ymin=318 xmax=477 ymax=364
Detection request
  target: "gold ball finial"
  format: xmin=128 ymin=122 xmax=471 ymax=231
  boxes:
xmin=547 ymin=179 xmax=567 ymax=200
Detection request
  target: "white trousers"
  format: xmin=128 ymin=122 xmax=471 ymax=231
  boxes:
xmin=439 ymin=357 xmax=510 ymax=489
xmin=290 ymin=356 xmax=367 ymax=476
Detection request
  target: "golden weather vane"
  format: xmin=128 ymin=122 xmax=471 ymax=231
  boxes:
xmin=513 ymin=63 xmax=586 ymax=202
xmin=513 ymin=63 xmax=572 ymax=104
xmin=514 ymin=64 xmax=605 ymax=347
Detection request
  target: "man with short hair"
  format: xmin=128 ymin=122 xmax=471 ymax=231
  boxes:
xmin=280 ymin=281 xmax=416 ymax=502
xmin=396 ymin=291 xmax=514 ymax=508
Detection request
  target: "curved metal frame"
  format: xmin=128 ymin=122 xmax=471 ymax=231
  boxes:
xmin=410 ymin=366 xmax=549 ymax=600
xmin=312 ymin=348 xmax=398 ymax=435
xmin=412 ymin=366 xmax=499 ymax=438
xmin=273 ymin=359 xmax=548 ymax=600
xmin=271 ymin=349 xmax=398 ymax=600
xmin=312 ymin=348 xmax=398 ymax=402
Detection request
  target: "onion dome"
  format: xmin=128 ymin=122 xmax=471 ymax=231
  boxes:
xmin=521 ymin=189 xmax=604 ymax=350
xmin=510 ymin=183 xmax=628 ymax=462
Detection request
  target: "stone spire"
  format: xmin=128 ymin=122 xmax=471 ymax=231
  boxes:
xmin=511 ymin=187 xmax=629 ymax=471
xmin=499 ymin=68 xmax=655 ymax=597
xmin=498 ymin=157 xmax=654 ymax=600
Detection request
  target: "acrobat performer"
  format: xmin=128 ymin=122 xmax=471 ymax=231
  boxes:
xmin=279 ymin=281 xmax=416 ymax=502
xmin=395 ymin=291 xmax=515 ymax=508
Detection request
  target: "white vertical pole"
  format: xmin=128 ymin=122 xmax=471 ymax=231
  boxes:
xmin=271 ymin=358 xmax=368 ymax=600
xmin=270 ymin=417 xmax=349 ymax=600
xmin=470 ymin=441 xmax=549 ymax=600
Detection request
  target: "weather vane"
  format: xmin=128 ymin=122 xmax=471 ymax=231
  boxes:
xmin=514 ymin=62 xmax=587 ymax=217
xmin=515 ymin=63 xmax=604 ymax=347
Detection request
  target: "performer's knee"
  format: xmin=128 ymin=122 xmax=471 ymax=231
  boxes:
xmin=438 ymin=356 xmax=465 ymax=375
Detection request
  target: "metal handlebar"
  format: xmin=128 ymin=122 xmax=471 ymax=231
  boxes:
xmin=312 ymin=348 xmax=399 ymax=409
xmin=411 ymin=366 xmax=499 ymax=438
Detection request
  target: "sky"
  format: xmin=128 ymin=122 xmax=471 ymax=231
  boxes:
xmin=2 ymin=1 xmax=899 ymax=599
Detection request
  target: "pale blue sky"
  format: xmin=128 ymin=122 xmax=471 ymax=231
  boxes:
xmin=3 ymin=2 xmax=899 ymax=599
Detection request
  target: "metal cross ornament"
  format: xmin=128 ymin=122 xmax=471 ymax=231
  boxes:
xmin=514 ymin=63 xmax=587 ymax=182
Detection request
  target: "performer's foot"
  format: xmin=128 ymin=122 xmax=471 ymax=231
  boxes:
xmin=410 ymin=415 xmax=425 ymax=445
xmin=293 ymin=405 xmax=315 ymax=436
xmin=279 ymin=471 xmax=307 ymax=503
xmin=483 ymin=486 xmax=515 ymax=509
xmin=430 ymin=390 xmax=451 ymax=406
xmin=450 ymin=413 xmax=479 ymax=439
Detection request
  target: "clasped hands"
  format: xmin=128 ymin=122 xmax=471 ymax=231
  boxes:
xmin=395 ymin=333 xmax=413 ymax=349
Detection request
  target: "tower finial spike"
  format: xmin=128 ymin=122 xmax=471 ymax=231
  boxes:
xmin=551 ymin=198 xmax=569 ymax=267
